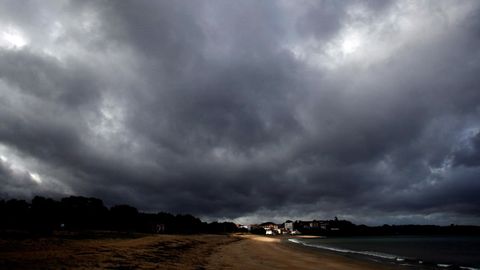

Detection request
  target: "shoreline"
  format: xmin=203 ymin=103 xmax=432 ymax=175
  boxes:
xmin=2 ymin=232 xmax=473 ymax=269
xmin=207 ymin=234 xmax=406 ymax=269
xmin=282 ymin=235 xmax=480 ymax=270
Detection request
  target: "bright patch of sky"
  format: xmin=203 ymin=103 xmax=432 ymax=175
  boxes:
xmin=0 ymin=143 xmax=75 ymax=196
xmin=0 ymin=25 xmax=28 ymax=50
xmin=29 ymin=172 xmax=42 ymax=184
xmin=0 ymin=144 xmax=42 ymax=184
xmin=286 ymin=1 xmax=475 ymax=71
xmin=87 ymin=95 xmax=128 ymax=148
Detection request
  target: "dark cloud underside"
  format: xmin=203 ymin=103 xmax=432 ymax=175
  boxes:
xmin=1 ymin=0 xmax=480 ymax=224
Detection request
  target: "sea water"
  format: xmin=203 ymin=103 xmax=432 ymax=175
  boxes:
xmin=288 ymin=235 xmax=480 ymax=269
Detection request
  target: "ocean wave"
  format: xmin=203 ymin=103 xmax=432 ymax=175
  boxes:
xmin=288 ymin=239 xmax=480 ymax=270
xmin=437 ymin=264 xmax=480 ymax=270
xmin=287 ymin=238 xmax=399 ymax=260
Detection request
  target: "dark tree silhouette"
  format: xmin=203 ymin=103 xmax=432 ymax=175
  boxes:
xmin=2 ymin=199 xmax=29 ymax=230
xmin=60 ymin=196 xmax=109 ymax=230
xmin=110 ymin=204 xmax=139 ymax=231
xmin=31 ymin=196 xmax=61 ymax=234
xmin=0 ymin=195 xmax=243 ymax=235
xmin=2 ymin=195 xmax=479 ymax=236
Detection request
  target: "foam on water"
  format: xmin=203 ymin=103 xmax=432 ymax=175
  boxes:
xmin=288 ymin=238 xmax=399 ymax=260
xmin=288 ymin=238 xmax=480 ymax=270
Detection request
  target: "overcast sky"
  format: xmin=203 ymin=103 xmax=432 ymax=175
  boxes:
xmin=1 ymin=0 xmax=480 ymax=225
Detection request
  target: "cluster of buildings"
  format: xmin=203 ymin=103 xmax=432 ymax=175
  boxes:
xmin=239 ymin=219 xmax=341 ymax=235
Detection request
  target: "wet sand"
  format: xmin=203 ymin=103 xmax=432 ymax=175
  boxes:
xmin=0 ymin=232 xmax=403 ymax=269
xmin=207 ymin=235 xmax=403 ymax=270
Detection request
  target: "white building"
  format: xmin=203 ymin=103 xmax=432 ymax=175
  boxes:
xmin=284 ymin=221 xmax=294 ymax=231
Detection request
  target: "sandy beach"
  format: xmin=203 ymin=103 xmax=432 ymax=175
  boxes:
xmin=206 ymin=235 xmax=402 ymax=270
xmin=0 ymin=232 xmax=403 ymax=269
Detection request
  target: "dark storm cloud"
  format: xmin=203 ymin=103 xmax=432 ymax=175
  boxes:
xmin=297 ymin=0 xmax=394 ymax=42
xmin=0 ymin=50 xmax=100 ymax=106
xmin=1 ymin=0 xmax=480 ymax=224
xmin=453 ymin=131 xmax=480 ymax=167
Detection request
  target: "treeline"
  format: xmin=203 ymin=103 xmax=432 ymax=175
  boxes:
xmin=0 ymin=196 xmax=239 ymax=235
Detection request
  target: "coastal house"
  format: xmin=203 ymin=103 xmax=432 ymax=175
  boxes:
xmin=261 ymin=222 xmax=278 ymax=230
xmin=320 ymin=222 xmax=328 ymax=230
xmin=294 ymin=220 xmax=330 ymax=231
xmin=260 ymin=222 xmax=283 ymax=235
xmin=154 ymin=223 xmax=166 ymax=233
xmin=248 ymin=218 xmax=348 ymax=235
xmin=284 ymin=220 xmax=294 ymax=232
xmin=237 ymin=224 xmax=250 ymax=230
